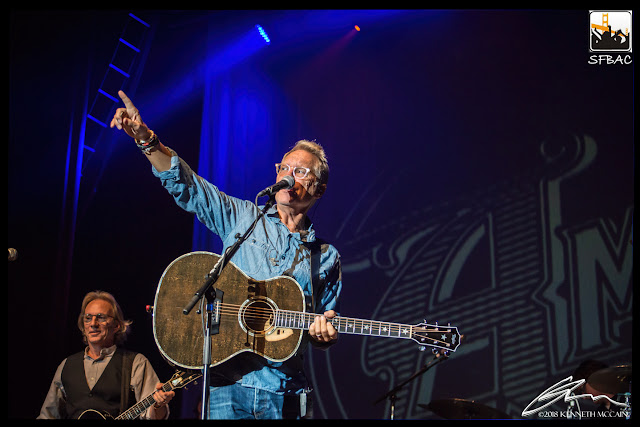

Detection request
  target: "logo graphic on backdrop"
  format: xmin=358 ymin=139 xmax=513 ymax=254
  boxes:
xmin=312 ymin=133 xmax=633 ymax=419
xmin=589 ymin=11 xmax=631 ymax=52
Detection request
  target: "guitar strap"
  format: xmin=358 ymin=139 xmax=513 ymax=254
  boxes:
xmin=119 ymin=350 xmax=136 ymax=415
xmin=309 ymin=240 xmax=322 ymax=314
xmin=300 ymin=241 xmax=322 ymax=419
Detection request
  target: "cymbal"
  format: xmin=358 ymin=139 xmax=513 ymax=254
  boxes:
xmin=420 ymin=398 xmax=511 ymax=419
xmin=587 ymin=365 xmax=632 ymax=394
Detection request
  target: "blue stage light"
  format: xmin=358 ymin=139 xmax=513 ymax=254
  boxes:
xmin=256 ymin=25 xmax=271 ymax=44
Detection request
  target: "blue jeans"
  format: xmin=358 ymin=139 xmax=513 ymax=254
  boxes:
xmin=208 ymin=384 xmax=311 ymax=419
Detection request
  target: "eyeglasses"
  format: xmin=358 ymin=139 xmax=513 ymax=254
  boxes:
xmin=83 ymin=313 xmax=113 ymax=324
xmin=275 ymin=163 xmax=313 ymax=179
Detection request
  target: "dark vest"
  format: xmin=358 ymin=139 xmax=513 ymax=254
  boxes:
xmin=60 ymin=348 xmax=136 ymax=419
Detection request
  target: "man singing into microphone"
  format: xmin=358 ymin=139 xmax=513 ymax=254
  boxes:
xmin=110 ymin=91 xmax=342 ymax=420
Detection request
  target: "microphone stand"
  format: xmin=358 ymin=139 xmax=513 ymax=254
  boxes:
xmin=182 ymin=195 xmax=276 ymax=420
xmin=373 ymin=352 xmax=449 ymax=420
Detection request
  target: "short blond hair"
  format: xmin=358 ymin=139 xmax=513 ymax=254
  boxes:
xmin=282 ymin=139 xmax=329 ymax=186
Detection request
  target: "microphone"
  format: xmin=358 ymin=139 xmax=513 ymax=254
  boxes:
xmin=256 ymin=175 xmax=295 ymax=197
xmin=8 ymin=248 xmax=18 ymax=262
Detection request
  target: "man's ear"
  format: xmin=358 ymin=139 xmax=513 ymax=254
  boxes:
xmin=314 ymin=183 xmax=327 ymax=199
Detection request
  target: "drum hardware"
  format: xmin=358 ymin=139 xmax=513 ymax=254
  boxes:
xmin=420 ymin=398 xmax=511 ymax=420
xmin=587 ymin=364 xmax=632 ymax=419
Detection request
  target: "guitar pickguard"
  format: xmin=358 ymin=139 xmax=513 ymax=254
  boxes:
xmin=266 ymin=328 xmax=295 ymax=341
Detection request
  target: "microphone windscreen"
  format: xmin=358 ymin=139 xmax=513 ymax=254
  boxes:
xmin=282 ymin=175 xmax=295 ymax=188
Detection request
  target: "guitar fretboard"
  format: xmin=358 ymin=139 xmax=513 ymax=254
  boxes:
xmin=116 ymin=381 xmax=173 ymax=420
xmin=275 ymin=310 xmax=413 ymax=339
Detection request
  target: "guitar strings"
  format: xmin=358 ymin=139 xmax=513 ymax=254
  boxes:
xmin=213 ymin=302 xmax=445 ymax=333
xmin=197 ymin=302 xmax=451 ymax=342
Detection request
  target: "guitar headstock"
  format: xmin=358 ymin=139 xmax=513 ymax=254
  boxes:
xmin=411 ymin=322 xmax=461 ymax=353
xmin=168 ymin=371 xmax=202 ymax=390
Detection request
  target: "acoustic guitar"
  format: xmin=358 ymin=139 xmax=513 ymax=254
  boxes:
xmin=152 ymin=252 xmax=461 ymax=370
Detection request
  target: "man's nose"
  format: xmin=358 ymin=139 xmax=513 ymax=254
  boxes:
xmin=280 ymin=168 xmax=295 ymax=178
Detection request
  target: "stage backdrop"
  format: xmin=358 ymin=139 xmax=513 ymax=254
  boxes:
xmin=9 ymin=10 xmax=632 ymax=420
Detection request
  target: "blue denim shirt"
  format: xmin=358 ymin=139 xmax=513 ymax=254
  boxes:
xmin=152 ymin=152 xmax=342 ymax=394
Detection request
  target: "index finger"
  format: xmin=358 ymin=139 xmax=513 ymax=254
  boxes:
xmin=118 ymin=90 xmax=136 ymax=109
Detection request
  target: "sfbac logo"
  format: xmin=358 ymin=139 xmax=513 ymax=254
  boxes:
xmin=589 ymin=11 xmax=632 ymax=52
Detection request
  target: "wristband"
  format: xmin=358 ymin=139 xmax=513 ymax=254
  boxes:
xmin=135 ymin=131 xmax=160 ymax=154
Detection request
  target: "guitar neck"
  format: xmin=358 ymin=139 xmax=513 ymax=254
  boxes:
xmin=275 ymin=310 xmax=413 ymax=339
xmin=115 ymin=381 xmax=173 ymax=420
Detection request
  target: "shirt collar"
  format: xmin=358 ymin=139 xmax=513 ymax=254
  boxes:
xmin=264 ymin=204 xmax=316 ymax=243
xmin=84 ymin=344 xmax=117 ymax=361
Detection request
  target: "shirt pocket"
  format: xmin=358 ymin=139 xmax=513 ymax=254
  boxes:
xmin=239 ymin=237 xmax=280 ymax=278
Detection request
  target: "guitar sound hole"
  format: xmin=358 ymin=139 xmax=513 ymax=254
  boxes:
xmin=241 ymin=299 xmax=275 ymax=334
